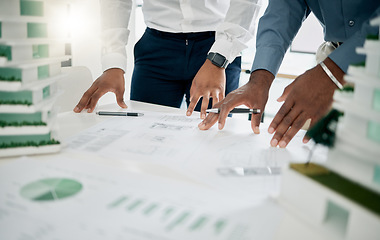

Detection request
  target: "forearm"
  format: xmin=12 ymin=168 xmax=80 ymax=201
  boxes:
xmin=251 ymin=0 xmax=309 ymax=76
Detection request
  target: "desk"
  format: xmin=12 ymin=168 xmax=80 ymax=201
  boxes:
xmin=0 ymin=100 xmax=331 ymax=240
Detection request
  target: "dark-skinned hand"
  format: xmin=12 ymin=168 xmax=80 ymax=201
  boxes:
xmin=268 ymin=57 xmax=345 ymax=148
xmin=73 ymin=68 xmax=127 ymax=113
xmin=198 ymin=69 xmax=274 ymax=133
xmin=186 ymin=59 xmax=226 ymax=119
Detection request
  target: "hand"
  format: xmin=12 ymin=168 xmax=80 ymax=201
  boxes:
xmin=186 ymin=60 xmax=226 ymax=119
xmin=268 ymin=57 xmax=345 ymax=148
xmin=73 ymin=68 xmax=127 ymax=113
xmin=198 ymin=69 xmax=274 ymax=133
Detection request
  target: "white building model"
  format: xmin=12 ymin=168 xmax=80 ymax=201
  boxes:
xmin=0 ymin=0 xmax=70 ymax=157
xmin=280 ymin=17 xmax=380 ymax=240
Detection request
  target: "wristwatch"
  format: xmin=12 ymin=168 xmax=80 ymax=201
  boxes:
xmin=207 ymin=52 xmax=228 ymax=69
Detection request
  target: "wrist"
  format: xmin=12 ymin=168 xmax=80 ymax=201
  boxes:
xmin=249 ymin=69 xmax=275 ymax=89
xmin=321 ymin=58 xmax=346 ymax=89
xmin=104 ymin=68 xmax=125 ymax=75
xmin=205 ymin=59 xmax=225 ymax=72
xmin=207 ymin=52 xmax=228 ymax=69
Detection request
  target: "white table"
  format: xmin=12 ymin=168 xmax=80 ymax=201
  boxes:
xmin=0 ymin=100 xmax=331 ymax=240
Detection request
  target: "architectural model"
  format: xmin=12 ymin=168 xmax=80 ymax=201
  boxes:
xmin=280 ymin=16 xmax=380 ymax=240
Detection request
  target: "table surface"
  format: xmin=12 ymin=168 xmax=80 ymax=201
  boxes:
xmin=0 ymin=100 xmax=331 ymax=240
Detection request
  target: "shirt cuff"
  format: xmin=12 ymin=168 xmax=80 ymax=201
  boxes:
xmin=328 ymin=35 xmax=366 ymax=73
xmin=209 ymin=37 xmax=247 ymax=65
xmin=251 ymin=46 xmax=285 ymax=76
xmin=101 ymin=53 xmax=127 ymax=73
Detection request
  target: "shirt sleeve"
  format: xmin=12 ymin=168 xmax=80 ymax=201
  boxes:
xmin=251 ymin=0 xmax=309 ymax=76
xmin=329 ymin=6 xmax=380 ymax=73
xmin=100 ymin=0 xmax=133 ymax=73
xmin=209 ymin=0 xmax=262 ymax=64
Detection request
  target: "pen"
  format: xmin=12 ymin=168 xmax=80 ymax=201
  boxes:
xmin=96 ymin=111 xmax=144 ymax=117
xmin=206 ymin=108 xmax=260 ymax=114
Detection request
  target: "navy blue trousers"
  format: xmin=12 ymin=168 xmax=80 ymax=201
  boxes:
xmin=130 ymin=28 xmax=241 ymax=111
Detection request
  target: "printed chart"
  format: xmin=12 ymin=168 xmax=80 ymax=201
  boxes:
xmin=20 ymin=178 xmax=82 ymax=201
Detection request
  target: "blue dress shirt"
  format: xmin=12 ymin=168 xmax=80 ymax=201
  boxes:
xmin=251 ymin=0 xmax=380 ymax=75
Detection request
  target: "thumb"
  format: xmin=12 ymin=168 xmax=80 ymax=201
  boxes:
xmin=116 ymin=92 xmax=127 ymax=109
xmin=277 ymin=84 xmax=293 ymax=102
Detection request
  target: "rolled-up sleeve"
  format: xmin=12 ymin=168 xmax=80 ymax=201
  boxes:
xmin=209 ymin=0 xmax=262 ymax=64
xmin=251 ymin=0 xmax=309 ymax=76
xmin=100 ymin=0 xmax=133 ymax=73
xmin=329 ymin=6 xmax=380 ymax=73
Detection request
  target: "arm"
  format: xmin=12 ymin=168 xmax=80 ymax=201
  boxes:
xmin=74 ymin=0 xmax=133 ymax=113
xmin=268 ymin=7 xmax=380 ymax=148
xmin=329 ymin=6 xmax=380 ymax=73
xmin=199 ymin=0 xmax=309 ymax=132
xmin=186 ymin=0 xmax=261 ymax=119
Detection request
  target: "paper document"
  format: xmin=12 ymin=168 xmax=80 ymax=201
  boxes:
xmin=0 ymin=156 xmax=283 ymax=240
xmin=65 ymin=111 xmax=328 ymax=200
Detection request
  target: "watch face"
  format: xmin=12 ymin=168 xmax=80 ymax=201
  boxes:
xmin=208 ymin=52 xmax=227 ymax=68
xmin=213 ymin=53 xmax=226 ymax=66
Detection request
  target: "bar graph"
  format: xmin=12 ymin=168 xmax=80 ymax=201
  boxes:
xmin=106 ymin=195 xmax=232 ymax=237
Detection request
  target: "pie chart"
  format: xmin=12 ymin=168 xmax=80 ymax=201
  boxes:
xmin=20 ymin=178 xmax=83 ymax=201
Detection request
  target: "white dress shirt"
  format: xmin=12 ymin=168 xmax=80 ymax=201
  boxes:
xmin=100 ymin=0 xmax=261 ymax=72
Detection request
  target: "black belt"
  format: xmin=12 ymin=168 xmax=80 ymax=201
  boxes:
xmin=146 ymin=27 xmax=215 ymax=40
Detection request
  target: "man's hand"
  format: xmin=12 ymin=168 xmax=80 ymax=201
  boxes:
xmin=73 ymin=68 xmax=127 ymax=113
xmin=186 ymin=60 xmax=226 ymax=119
xmin=268 ymin=57 xmax=345 ymax=148
xmin=198 ymin=69 xmax=274 ymax=133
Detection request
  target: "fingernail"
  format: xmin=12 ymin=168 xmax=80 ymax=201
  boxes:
xmin=201 ymin=113 xmax=206 ymax=119
xmin=270 ymin=139 xmax=278 ymax=147
xmin=186 ymin=111 xmax=191 ymax=116
xmin=279 ymin=140 xmax=287 ymax=148
xmin=254 ymin=126 xmax=260 ymax=134
xmin=198 ymin=122 xmax=205 ymax=128
xmin=303 ymin=139 xmax=309 ymax=143
xmin=218 ymin=123 xmax=222 ymax=130
xmin=74 ymin=106 xmax=79 ymax=112
xmin=268 ymin=127 xmax=274 ymax=134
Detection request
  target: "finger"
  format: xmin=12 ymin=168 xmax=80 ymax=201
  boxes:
xmin=187 ymin=94 xmax=200 ymax=116
xmin=74 ymin=86 xmax=97 ymax=113
xmin=217 ymin=102 xmax=235 ymax=130
xmin=277 ymin=80 xmax=297 ymax=102
xmin=85 ymin=88 xmax=107 ymax=113
xmin=278 ymin=111 xmax=308 ymax=148
xmin=200 ymin=95 xmax=210 ymax=119
xmin=219 ymin=91 xmax=224 ymax=102
xmin=270 ymin=106 xmax=301 ymax=147
xmin=198 ymin=113 xmax=219 ymax=130
xmin=115 ymin=89 xmax=127 ymax=109
xmin=211 ymin=91 xmax=220 ymax=107
xmin=250 ymin=111 xmax=262 ymax=134
xmin=303 ymin=118 xmax=315 ymax=143
xmin=268 ymin=100 xmax=294 ymax=134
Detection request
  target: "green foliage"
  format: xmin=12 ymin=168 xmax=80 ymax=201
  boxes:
xmin=339 ymin=85 xmax=354 ymax=92
xmin=0 ymin=120 xmax=47 ymax=127
xmin=0 ymin=100 xmax=32 ymax=106
xmin=351 ymin=61 xmax=366 ymax=67
xmin=306 ymin=109 xmax=344 ymax=147
xmin=366 ymin=34 xmax=379 ymax=40
xmin=0 ymin=139 xmax=60 ymax=149
xmin=0 ymin=75 xmax=22 ymax=82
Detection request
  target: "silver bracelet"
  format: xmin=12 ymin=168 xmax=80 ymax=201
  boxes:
xmin=320 ymin=62 xmax=344 ymax=90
